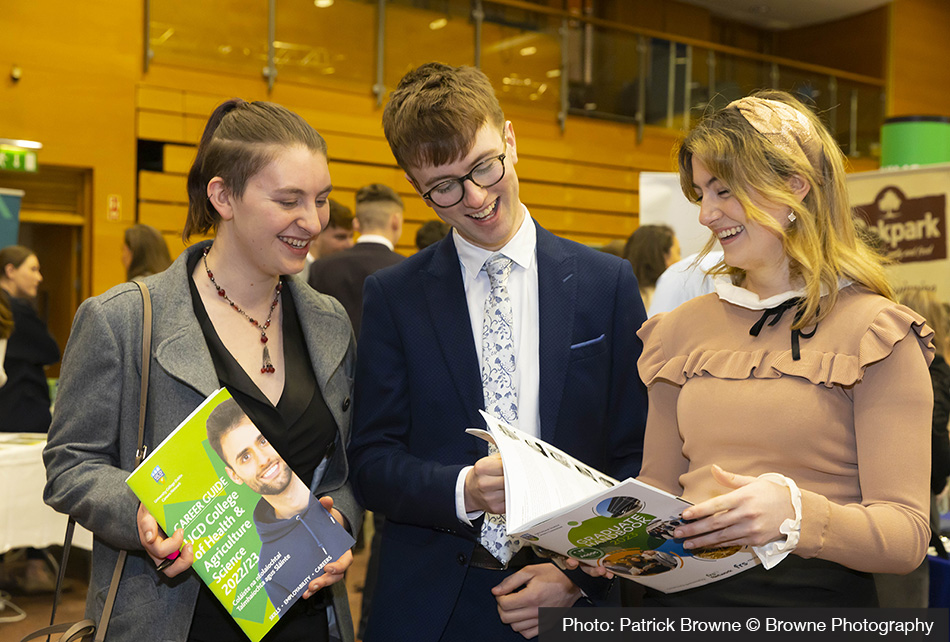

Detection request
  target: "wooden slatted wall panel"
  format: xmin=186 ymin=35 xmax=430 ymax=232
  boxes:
xmin=137 ymin=85 xmax=679 ymax=255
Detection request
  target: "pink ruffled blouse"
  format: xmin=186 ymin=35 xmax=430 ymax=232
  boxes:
xmin=636 ymin=284 xmax=935 ymax=574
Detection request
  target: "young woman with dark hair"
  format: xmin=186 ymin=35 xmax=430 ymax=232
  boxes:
xmin=122 ymin=223 xmax=172 ymax=281
xmin=0 ymin=245 xmax=59 ymax=431
xmin=44 ymin=100 xmax=360 ymax=642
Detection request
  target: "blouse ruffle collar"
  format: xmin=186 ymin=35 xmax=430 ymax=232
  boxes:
xmin=713 ymin=275 xmax=852 ymax=310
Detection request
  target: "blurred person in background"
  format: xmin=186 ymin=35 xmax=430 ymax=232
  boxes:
xmin=648 ymin=250 xmax=723 ymax=317
xmin=123 ymin=223 xmax=172 ymax=282
xmin=623 ymin=224 xmax=680 ymax=311
xmin=0 ymin=291 xmax=12 ymax=388
xmin=0 ymin=245 xmax=60 ymax=433
xmin=414 ymin=219 xmax=451 ymax=251
xmin=309 ymin=199 xmax=354 ymax=263
xmin=308 ymin=183 xmax=404 ymax=338
xmin=0 ymin=244 xmax=61 ymax=594
xmin=874 ymin=286 xmax=950 ymax=606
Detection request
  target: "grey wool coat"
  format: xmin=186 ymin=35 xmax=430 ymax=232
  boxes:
xmin=43 ymin=241 xmax=361 ymax=642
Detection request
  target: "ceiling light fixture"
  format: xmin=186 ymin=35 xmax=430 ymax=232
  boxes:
xmin=0 ymin=138 xmax=43 ymax=150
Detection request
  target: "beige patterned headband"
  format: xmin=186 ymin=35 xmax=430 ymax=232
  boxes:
xmin=728 ymin=97 xmax=822 ymax=172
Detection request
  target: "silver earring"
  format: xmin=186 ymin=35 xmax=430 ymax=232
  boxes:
xmin=788 ymin=211 xmax=797 ymax=223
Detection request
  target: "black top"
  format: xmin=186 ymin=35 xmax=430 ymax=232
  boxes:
xmin=930 ymin=353 xmax=950 ymax=495
xmin=0 ymin=291 xmax=60 ymax=432
xmin=185 ymin=251 xmax=335 ymax=640
xmin=186 ymin=250 xmax=336 ymax=486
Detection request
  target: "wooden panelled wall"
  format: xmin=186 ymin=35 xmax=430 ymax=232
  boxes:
xmin=4 ymin=0 xmax=901 ymax=296
xmin=136 ymin=84 xmax=681 ymax=258
xmin=888 ymin=0 xmax=950 ymax=117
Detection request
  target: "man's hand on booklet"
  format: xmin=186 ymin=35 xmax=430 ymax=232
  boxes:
xmin=463 ymin=452 xmax=506 ymax=514
xmin=492 ymin=563 xmax=582 ymax=639
xmin=674 ymin=464 xmax=795 ymax=549
xmin=302 ymin=496 xmax=354 ymax=599
xmin=137 ymin=502 xmax=194 ymax=578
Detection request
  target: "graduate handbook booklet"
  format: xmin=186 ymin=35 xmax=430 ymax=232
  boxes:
xmin=469 ymin=411 xmax=758 ymax=593
xmin=127 ymin=388 xmax=354 ymax=642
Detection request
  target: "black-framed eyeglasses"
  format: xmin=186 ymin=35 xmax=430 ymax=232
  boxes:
xmin=420 ymin=149 xmax=507 ymax=208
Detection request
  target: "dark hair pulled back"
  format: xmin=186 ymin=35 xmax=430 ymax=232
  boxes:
xmin=184 ymin=99 xmax=327 ymax=240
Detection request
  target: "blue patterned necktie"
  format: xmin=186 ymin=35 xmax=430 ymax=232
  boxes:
xmin=479 ymin=253 xmax=522 ymax=564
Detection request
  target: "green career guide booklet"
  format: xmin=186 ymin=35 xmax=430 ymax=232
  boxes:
xmin=127 ymin=388 xmax=355 ymax=641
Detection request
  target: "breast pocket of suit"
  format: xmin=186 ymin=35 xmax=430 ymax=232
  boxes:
xmin=569 ymin=334 xmax=607 ymax=361
xmin=565 ymin=333 xmax=611 ymax=422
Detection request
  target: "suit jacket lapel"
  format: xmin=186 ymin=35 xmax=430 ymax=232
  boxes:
xmin=288 ymin=276 xmax=353 ymax=444
xmin=152 ymin=246 xmax=353 ymax=408
xmin=153 ymin=243 xmax=220 ymax=399
xmin=423 ymin=238 xmax=485 ymax=426
xmin=287 ymin=276 xmax=352 ymax=391
xmin=536 ymin=225 xmax=576 ymax=443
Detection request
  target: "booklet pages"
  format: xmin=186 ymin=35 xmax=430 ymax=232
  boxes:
xmin=470 ymin=411 xmax=759 ymax=593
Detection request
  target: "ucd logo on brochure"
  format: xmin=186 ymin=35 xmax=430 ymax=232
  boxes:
xmin=151 ymin=465 xmax=166 ymax=484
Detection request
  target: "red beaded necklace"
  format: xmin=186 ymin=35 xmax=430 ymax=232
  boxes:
xmin=202 ymin=246 xmax=282 ymax=374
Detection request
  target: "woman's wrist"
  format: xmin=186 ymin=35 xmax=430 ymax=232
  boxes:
xmin=752 ymin=472 xmax=802 ymax=570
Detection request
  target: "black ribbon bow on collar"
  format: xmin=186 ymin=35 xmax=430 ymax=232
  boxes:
xmin=748 ymin=297 xmax=817 ymax=361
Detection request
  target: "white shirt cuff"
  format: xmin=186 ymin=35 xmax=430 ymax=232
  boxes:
xmin=456 ymin=466 xmax=484 ymax=525
xmin=752 ymin=472 xmax=802 ymax=570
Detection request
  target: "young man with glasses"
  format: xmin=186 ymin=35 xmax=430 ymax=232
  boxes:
xmin=348 ymin=62 xmax=648 ymax=641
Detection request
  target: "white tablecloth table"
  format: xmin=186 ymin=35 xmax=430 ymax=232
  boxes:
xmin=0 ymin=433 xmax=93 ymax=554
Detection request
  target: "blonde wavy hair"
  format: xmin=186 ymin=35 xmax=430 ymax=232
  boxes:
xmin=677 ymin=90 xmax=893 ymax=329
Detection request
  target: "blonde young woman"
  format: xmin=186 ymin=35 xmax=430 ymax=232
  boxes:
xmin=630 ymin=91 xmax=934 ymax=606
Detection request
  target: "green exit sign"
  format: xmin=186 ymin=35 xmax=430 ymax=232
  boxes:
xmin=0 ymin=148 xmax=38 ymax=172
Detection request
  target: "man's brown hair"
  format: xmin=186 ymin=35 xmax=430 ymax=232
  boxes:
xmin=355 ymin=183 xmax=403 ymax=209
xmin=327 ymin=199 xmax=354 ymax=230
xmin=355 ymin=184 xmax=404 ymax=230
xmin=382 ymin=63 xmax=505 ymax=172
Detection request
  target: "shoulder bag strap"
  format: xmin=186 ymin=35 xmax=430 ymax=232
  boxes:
xmin=46 ymin=517 xmax=78 ymax=630
xmin=133 ymin=280 xmax=151 ymax=465
xmin=94 ymin=281 xmax=152 ymax=642
xmin=33 ymin=281 xmax=153 ymax=642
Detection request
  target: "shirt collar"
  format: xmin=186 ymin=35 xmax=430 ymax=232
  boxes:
xmin=453 ymin=204 xmax=536 ymax=285
xmin=355 ymin=234 xmax=394 ymax=250
xmin=713 ymin=275 xmax=852 ymax=310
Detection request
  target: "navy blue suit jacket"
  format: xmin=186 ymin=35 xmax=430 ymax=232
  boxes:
xmin=348 ymin=221 xmax=647 ymax=640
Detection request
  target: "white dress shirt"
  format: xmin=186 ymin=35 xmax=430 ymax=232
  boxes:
xmin=453 ymin=206 xmax=540 ymax=522
xmin=355 ymin=233 xmax=395 ymax=251
xmin=648 ymin=251 xmax=723 ymax=316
